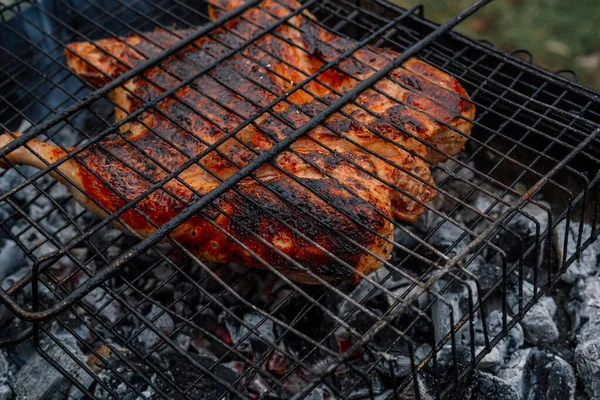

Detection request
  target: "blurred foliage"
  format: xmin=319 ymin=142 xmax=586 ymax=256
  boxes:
xmin=393 ymin=0 xmax=600 ymax=89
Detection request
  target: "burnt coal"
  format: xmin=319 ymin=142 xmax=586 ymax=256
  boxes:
xmin=498 ymin=348 xmax=576 ymax=400
xmin=492 ymin=202 xmax=551 ymax=267
xmin=497 ymin=348 xmax=532 ymax=392
xmin=520 ymin=350 xmax=576 ymax=400
xmin=303 ymin=385 xmax=335 ymax=400
xmin=415 ymin=348 xmax=518 ymax=399
xmin=431 ymin=279 xmax=480 ymax=347
xmin=0 ymin=238 xmax=25 ymax=281
xmin=92 ymin=347 xmax=236 ymax=400
xmin=333 ymin=360 xmax=387 ymax=399
xmin=555 ymin=221 xmax=599 ymax=284
xmin=475 ymin=310 xmax=524 ymax=372
xmin=93 ymin=350 xmax=170 ymax=400
xmin=221 ymin=307 xmax=277 ymax=356
xmin=166 ymin=354 xmax=240 ymax=400
xmin=508 ymin=281 xmax=559 ymax=345
xmin=12 ymin=334 xmax=92 ymax=400
xmin=136 ymin=305 xmax=175 ymax=353
xmin=0 ymin=351 xmax=12 ymax=400
xmin=569 ymin=276 xmax=600 ymax=399
xmin=451 ymin=371 xmax=520 ymax=400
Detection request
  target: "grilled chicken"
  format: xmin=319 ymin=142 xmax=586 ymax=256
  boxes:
xmin=0 ymin=0 xmax=475 ymax=283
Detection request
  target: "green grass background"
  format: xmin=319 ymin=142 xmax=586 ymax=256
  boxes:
xmin=393 ymin=0 xmax=600 ymax=89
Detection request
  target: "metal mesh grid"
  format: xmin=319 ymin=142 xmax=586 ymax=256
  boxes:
xmin=0 ymin=0 xmax=598 ymax=399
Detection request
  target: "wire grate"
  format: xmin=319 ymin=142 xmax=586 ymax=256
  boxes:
xmin=0 ymin=0 xmax=599 ymax=399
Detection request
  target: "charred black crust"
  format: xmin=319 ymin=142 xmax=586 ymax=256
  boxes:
xmin=218 ymin=175 xmax=386 ymax=278
xmin=385 ymin=104 xmax=428 ymax=135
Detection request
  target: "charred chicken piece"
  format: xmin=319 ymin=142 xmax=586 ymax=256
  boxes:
xmin=0 ymin=0 xmax=475 ymax=283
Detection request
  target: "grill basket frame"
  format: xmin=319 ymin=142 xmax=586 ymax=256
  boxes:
xmin=0 ymin=0 xmax=599 ymax=399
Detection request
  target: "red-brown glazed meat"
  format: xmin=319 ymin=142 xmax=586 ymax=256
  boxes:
xmin=0 ymin=0 xmax=475 ymax=283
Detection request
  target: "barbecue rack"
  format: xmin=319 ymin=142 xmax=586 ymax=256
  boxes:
xmin=0 ymin=0 xmax=599 ymax=398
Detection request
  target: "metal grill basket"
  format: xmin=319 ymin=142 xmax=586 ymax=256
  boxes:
xmin=0 ymin=0 xmax=599 ymax=399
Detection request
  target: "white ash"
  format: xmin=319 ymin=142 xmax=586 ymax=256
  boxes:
xmin=569 ymin=276 xmax=600 ymax=399
xmin=497 ymin=348 xmax=532 ymax=391
xmin=0 ymin=238 xmax=25 ymax=281
xmin=555 ymin=220 xmax=599 ymax=284
xmin=455 ymin=371 xmax=520 ymax=400
xmin=499 ymin=349 xmax=576 ymax=400
xmin=521 ymin=350 xmax=576 ymax=400
xmin=220 ymin=308 xmax=276 ymax=355
xmin=303 ymin=385 xmax=335 ymax=400
xmin=431 ymin=279 xmax=482 ymax=347
xmin=495 ymin=201 xmax=552 ymax=268
xmin=12 ymin=331 xmax=92 ymax=400
xmin=508 ymin=281 xmax=559 ymax=345
xmin=82 ymin=286 xmax=122 ymax=325
xmin=475 ymin=310 xmax=524 ymax=372
xmin=0 ymin=351 xmax=13 ymax=400
xmin=136 ymin=304 xmax=175 ymax=353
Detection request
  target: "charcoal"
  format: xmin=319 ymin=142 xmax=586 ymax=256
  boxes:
xmin=0 ymin=238 xmax=25 ymax=281
xmin=12 ymin=338 xmax=92 ymax=400
xmin=555 ymin=220 xmax=599 ymax=284
xmin=267 ymin=350 xmax=291 ymax=375
xmin=0 ymin=386 xmax=11 ymax=400
xmin=569 ymin=276 xmax=600 ymax=344
xmin=474 ymin=310 xmax=524 ymax=372
xmin=1 ymin=318 xmax=36 ymax=365
xmin=334 ymin=268 xmax=393 ymax=342
xmin=190 ymin=335 xmax=219 ymax=360
xmin=0 ymin=266 xmax=30 ymax=294
xmin=433 ymin=370 xmax=520 ymax=400
xmin=426 ymin=216 xmax=469 ymax=259
xmin=0 ymin=351 xmax=12 ymax=400
xmin=363 ymin=338 xmax=431 ymax=379
xmin=492 ymin=202 xmax=551 ymax=266
xmin=465 ymin=253 xmax=505 ymax=293
xmin=461 ymin=192 xmax=507 ymax=232
xmin=455 ymin=371 xmax=520 ymax=400
xmin=497 ymin=348 xmax=532 ymax=392
xmin=333 ymin=361 xmax=386 ymax=399
xmin=569 ymin=276 xmax=600 ymax=399
xmin=394 ymin=210 xmax=468 ymax=270
xmin=303 ymin=385 xmax=336 ymax=400
xmin=431 ymin=279 xmax=481 ymax=348
xmin=520 ymin=350 xmax=576 ymax=400
xmin=394 ymin=223 xmax=421 ymax=254
xmin=0 ymin=351 xmax=8 ymax=383
xmin=92 ymin=345 xmax=176 ymax=399
xmin=248 ymin=372 xmax=274 ymax=398
xmin=337 ymin=266 xmax=405 ymax=317
xmin=81 ymin=286 xmax=121 ymax=325
xmin=419 ymin=347 xmax=472 ymax=394
xmin=175 ymin=333 xmax=191 ymax=352
xmin=95 ymin=355 xmax=168 ymax=400
xmin=574 ymin=340 xmax=600 ymax=400
xmin=221 ymin=308 xmax=276 ymax=355
xmin=136 ymin=304 xmax=175 ymax=352
xmin=431 ymin=158 xmax=476 ymax=214
xmin=418 ymin=349 xmax=518 ymax=399
xmin=508 ymin=281 xmax=558 ymax=345
xmin=363 ymin=345 xmax=412 ymax=378
xmin=167 ymin=354 xmax=240 ymax=400
xmin=497 ymin=348 xmax=576 ymax=400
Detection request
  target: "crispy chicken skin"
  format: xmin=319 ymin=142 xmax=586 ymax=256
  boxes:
xmin=0 ymin=0 xmax=475 ymax=283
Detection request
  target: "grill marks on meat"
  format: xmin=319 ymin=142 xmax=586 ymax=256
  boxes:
xmin=0 ymin=0 xmax=475 ymax=283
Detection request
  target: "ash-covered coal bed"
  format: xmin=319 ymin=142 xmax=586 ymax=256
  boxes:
xmin=1 ymin=143 xmax=599 ymax=400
